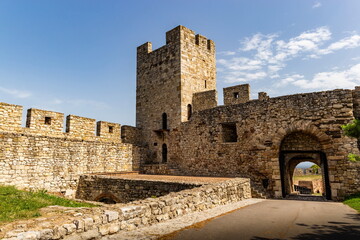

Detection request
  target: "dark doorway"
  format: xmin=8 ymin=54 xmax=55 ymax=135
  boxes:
xmin=162 ymin=143 xmax=168 ymax=163
xmin=279 ymin=132 xmax=331 ymax=200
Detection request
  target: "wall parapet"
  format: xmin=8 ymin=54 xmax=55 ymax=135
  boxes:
xmin=193 ymin=90 xmax=218 ymax=112
xmin=0 ymin=101 xmax=132 ymax=142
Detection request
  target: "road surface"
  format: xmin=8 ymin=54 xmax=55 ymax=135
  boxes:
xmin=166 ymin=199 xmax=360 ymax=240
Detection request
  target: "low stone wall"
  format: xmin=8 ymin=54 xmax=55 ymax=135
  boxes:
xmin=2 ymin=178 xmax=251 ymax=240
xmin=76 ymin=175 xmax=201 ymax=203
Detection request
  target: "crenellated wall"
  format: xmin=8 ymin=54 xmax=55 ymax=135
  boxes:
xmin=0 ymin=102 xmax=143 ymax=196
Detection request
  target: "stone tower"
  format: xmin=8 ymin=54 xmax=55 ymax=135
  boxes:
xmin=136 ymin=25 xmax=216 ymax=163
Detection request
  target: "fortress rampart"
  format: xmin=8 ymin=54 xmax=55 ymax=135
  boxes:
xmin=164 ymin=87 xmax=360 ymax=200
xmin=0 ymin=102 xmax=143 ymax=196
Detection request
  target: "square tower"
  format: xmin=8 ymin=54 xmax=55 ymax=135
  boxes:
xmin=136 ymin=26 xmax=216 ymax=162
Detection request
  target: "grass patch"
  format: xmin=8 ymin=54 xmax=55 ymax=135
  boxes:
xmin=0 ymin=185 xmax=95 ymax=223
xmin=343 ymin=192 xmax=360 ymax=212
xmin=293 ymin=174 xmax=322 ymax=181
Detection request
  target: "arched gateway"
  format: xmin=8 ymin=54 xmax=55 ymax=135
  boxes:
xmin=279 ymin=131 xmax=332 ymax=200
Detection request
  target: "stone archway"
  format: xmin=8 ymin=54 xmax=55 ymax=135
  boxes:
xmin=279 ymin=131 xmax=331 ymax=200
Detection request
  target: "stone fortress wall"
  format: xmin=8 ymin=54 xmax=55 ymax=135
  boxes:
xmin=138 ymin=26 xmax=360 ymax=200
xmin=165 ymin=86 xmax=360 ymax=200
xmin=0 ymin=25 xmax=359 ymax=202
xmin=0 ymin=102 xmax=143 ymax=196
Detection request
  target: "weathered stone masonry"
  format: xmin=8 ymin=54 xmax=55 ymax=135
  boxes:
xmin=137 ymin=26 xmax=360 ymax=201
xmin=0 ymin=102 xmax=142 ymax=195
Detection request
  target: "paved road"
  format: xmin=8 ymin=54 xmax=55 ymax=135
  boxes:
xmin=166 ymin=199 xmax=360 ymax=240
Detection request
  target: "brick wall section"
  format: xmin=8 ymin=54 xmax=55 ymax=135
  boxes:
xmin=193 ymin=90 xmax=218 ymax=112
xmin=0 ymin=102 xmax=23 ymax=132
xmin=26 ymin=108 xmax=64 ymax=134
xmin=0 ymin=103 xmax=144 ymax=195
xmin=66 ymin=115 xmax=96 ymax=140
xmin=121 ymin=125 xmax=144 ymax=146
xmin=223 ymin=84 xmax=250 ymax=105
xmin=167 ymin=89 xmax=360 ymax=200
xmin=96 ymin=121 xmax=121 ymax=141
xmin=2 ymin=178 xmax=251 ymax=239
xmin=0 ymin=132 xmax=141 ymax=195
xmin=76 ymin=175 xmax=201 ymax=203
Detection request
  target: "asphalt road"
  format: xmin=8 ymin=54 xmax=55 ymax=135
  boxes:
xmin=166 ymin=199 xmax=360 ymax=240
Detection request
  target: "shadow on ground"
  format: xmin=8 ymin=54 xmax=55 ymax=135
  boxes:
xmin=252 ymin=213 xmax=360 ymax=240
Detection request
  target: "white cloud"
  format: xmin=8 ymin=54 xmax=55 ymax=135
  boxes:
xmin=217 ymin=51 xmax=236 ymax=56
xmin=0 ymin=87 xmax=32 ymax=98
xmin=316 ymin=34 xmax=360 ymax=56
xmin=312 ymin=2 xmax=322 ymax=8
xmin=218 ymin=26 xmax=360 ymax=84
xmin=285 ymin=63 xmax=360 ymax=89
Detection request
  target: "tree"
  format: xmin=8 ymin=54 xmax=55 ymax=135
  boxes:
xmin=310 ymin=164 xmax=320 ymax=174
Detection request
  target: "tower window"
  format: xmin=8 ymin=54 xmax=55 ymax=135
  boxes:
xmin=204 ymin=80 xmax=207 ymax=89
xmin=187 ymin=104 xmax=192 ymax=120
xmin=162 ymin=113 xmax=168 ymax=130
xmin=234 ymin=92 xmax=239 ymax=99
xmin=162 ymin=144 xmax=168 ymax=163
xmin=44 ymin=117 xmax=52 ymax=125
xmin=108 ymin=126 xmax=114 ymax=133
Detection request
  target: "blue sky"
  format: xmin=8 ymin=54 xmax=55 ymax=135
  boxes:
xmin=1 ymin=0 xmax=360 ymax=127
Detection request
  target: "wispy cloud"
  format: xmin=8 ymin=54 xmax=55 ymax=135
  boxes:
xmin=313 ymin=34 xmax=360 ymax=57
xmin=218 ymin=26 xmax=360 ymax=84
xmin=312 ymin=2 xmax=322 ymax=8
xmin=278 ymin=63 xmax=360 ymax=90
xmin=0 ymin=86 xmax=32 ymax=98
xmin=217 ymin=51 xmax=236 ymax=56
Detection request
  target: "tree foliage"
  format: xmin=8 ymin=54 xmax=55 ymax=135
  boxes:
xmin=341 ymin=119 xmax=360 ymax=139
xmin=341 ymin=120 xmax=360 ymax=162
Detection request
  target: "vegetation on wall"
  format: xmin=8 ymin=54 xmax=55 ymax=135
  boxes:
xmin=341 ymin=120 xmax=360 ymax=162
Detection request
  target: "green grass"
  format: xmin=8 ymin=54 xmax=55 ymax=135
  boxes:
xmin=0 ymin=185 xmax=95 ymax=223
xmin=343 ymin=192 xmax=360 ymax=212
xmin=293 ymin=174 xmax=322 ymax=181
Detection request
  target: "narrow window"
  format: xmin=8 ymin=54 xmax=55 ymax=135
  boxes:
xmin=162 ymin=144 xmax=168 ymax=163
xmin=162 ymin=113 xmax=168 ymax=129
xmin=44 ymin=117 xmax=52 ymax=125
xmin=234 ymin=92 xmax=239 ymax=99
xmin=222 ymin=123 xmax=237 ymax=142
xmin=108 ymin=126 xmax=114 ymax=133
xmin=204 ymin=80 xmax=207 ymax=89
xmin=187 ymin=104 xmax=192 ymax=120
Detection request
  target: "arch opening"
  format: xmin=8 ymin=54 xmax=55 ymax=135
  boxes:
xmin=293 ymin=162 xmax=323 ymax=196
xmin=279 ymin=131 xmax=331 ymax=200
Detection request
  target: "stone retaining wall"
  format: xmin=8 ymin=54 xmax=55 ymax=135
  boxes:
xmin=2 ymin=178 xmax=251 ymax=240
xmin=76 ymin=175 xmax=201 ymax=203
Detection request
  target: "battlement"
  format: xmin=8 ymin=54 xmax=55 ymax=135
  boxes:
xmin=0 ymin=101 xmax=126 ymax=142
xmin=223 ymin=84 xmax=251 ymax=105
xmin=137 ymin=25 xmax=214 ymax=61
